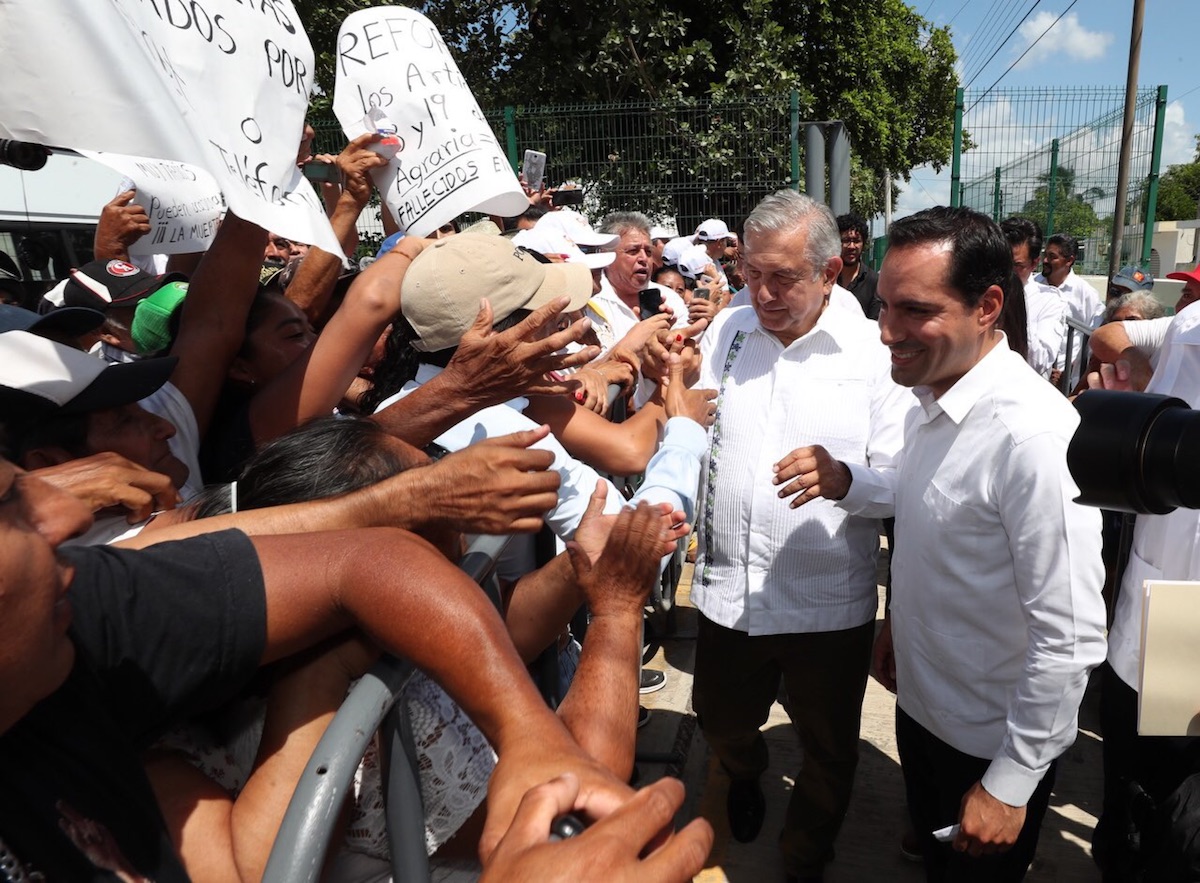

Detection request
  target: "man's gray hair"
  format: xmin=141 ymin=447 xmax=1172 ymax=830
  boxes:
xmin=599 ymin=211 xmax=651 ymax=239
xmin=744 ymin=191 xmax=841 ymax=277
xmin=1105 ymin=290 xmax=1165 ymax=323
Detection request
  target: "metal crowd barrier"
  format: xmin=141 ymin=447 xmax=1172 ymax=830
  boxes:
xmin=1058 ymin=316 xmax=1095 ymax=395
xmin=262 ymin=534 xmax=512 ymax=883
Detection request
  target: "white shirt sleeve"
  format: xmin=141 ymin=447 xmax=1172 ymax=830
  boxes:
xmin=979 ymin=430 xmax=1106 ymax=806
xmin=1121 ymin=315 xmax=1173 ymax=362
xmin=837 ymin=362 xmax=915 ymax=518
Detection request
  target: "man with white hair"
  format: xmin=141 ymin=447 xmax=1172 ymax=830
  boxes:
xmin=690 ymin=190 xmax=911 ymax=882
xmin=587 ymin=212 xmax=689 ymax=354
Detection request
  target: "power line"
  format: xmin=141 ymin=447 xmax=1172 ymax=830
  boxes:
xmin=945 ymin=0 xmax=973 ymax=28
xmin=961 ymin=0 xmax=1025 ymax=81
xmin=963 ymin=0 xmax=1044 ymax=91
xmin=958 ymin=0 xmax=1007 ymax=74
xmin=967 ymin=0 xmax=1080 ymax=114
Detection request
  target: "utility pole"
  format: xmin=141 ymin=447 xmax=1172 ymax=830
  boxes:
xmin=1109 ymin=0 xmax=1146 ymax=280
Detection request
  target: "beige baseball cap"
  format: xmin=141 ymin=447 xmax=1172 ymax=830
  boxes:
xmin=401 ymin=234 xmax=593 ymax=352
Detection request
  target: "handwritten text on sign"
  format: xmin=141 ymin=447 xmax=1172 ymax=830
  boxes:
xmin=0 ymin=0 xmax=342 ymax=258
xmin=81 ymin=151 xmax=225 ymax=255
xmin=332 ymin=7 xmax=528 ymax=237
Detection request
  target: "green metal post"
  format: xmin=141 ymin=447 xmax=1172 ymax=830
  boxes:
xmin=1142 ymin=84 xmax=1169 ymax=267
xmin=950 ymin=88 xmax=964 ymax=208
xmin=504 ymin=106 xmax=517 ymax=171
xmin=1046 ymin=139 xmax=1060 ymax=238
xmin=992 ymin=167 xmax=1002 ymax=221
xmin=790 ymin=90 xmax=801 ymax=192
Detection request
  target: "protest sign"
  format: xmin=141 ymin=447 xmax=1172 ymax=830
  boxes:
xmin=79 ymin=151 xmax=224 ymax=255
xmin=332 ymin=6 xmax=529 ymax=237
xmin=0 ymin=0 xmax=342 ymax=258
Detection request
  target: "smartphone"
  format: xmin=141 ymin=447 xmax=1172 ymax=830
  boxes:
xmin=637 ymin=287 xmax=663 ymax=321
xmin=522 ymin=149 xmax=546 ymax=191
xmin=551 ymin=188 xmax=584 ymax=207
xmin=302 ymin=161 xmax=343 ymax=185
xmin=692 ymin=288 xmax=711 ymax=301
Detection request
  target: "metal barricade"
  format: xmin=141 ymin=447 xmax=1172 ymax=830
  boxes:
xmin=262 ymin=534 xmax=512 ymax=883
xmin=1059 ymin=316 xmax=1095 ymax=395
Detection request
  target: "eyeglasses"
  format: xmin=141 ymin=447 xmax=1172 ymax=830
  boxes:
xmin=840 ymin=236 xmax=863 ymax=245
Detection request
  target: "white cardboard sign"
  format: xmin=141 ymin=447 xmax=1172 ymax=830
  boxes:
xmin=0 ymin=0 xmax=342 ymax=257
xmin=79 ymin=151 xmax=224 ymax=255
xmin=332 ymin=6 xmax=529 ymax=236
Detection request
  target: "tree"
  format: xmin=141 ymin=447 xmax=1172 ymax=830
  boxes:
xmin=1153 ymin=136 xmax=1200 ymax=222
xmin=1016 ymin=166 xmax=1104 ymax=242
xmin=292 ymin=0 xmax=960 ymax=219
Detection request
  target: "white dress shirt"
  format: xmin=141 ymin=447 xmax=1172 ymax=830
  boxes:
xmin=1023 ymin=277 xmax=1066 ymax=379
xmin=690 ymin=302 xmax=913 ymax=636
xmin=843 ymin=339 xmax=1106 ymax=806
xmin=1108 ymin=302 xmax=1200 ymax=689
xmin=1118 ymin=314 xmax=1173 ymax=372
xmin=727 ymin=282 xmax=862 ymax=314
xmin=1039 ymin=269 xmax=1104 ymax=372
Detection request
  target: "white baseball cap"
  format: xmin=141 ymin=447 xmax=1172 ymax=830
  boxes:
xmin=694 ymin=219 xmax=731 ymax=241
xmin=677 ymin=245 xmax=714 ymax=280
xmin=512 ymin=224 xmax=616 ymax=270
xmin=535 ymin=210 xmax=618 ymax=249
xmin=661 ymin=236 xmax=696 ymax=268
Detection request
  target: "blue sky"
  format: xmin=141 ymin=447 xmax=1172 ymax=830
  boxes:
xmin=893 ymin=0 xmax=1199 ymax=218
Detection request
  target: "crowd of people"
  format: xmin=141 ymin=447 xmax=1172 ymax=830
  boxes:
xmin=2 ymin=116 xmax=1199 ymax=883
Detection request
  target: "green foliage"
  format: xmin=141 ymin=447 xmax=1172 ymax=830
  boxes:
xmin=1015 ymin=166 xmax=1104 ymax=241
xmin=292 ymin=0 xmax=959 ymax=219
xmin=1154 ymin=137 xmax=1200 ymax=222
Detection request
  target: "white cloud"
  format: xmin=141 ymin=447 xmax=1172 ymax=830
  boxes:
xmin=1162 ymin=101 xmax=1198 ymax=166
xmin=1015 ymin=11 xmax=1113 ymax=68
xmin=892 ymin=165 xmax=952 ymax=222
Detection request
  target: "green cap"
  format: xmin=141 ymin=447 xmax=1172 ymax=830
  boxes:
xmin=131 ymin=280 xmax=189 ymax=354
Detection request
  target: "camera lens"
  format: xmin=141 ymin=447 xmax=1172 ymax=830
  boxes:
xmin=0 ymin=139 xmax=50 ymax=172
xmin=1069 ymin=390 xmax=1200 ymax=514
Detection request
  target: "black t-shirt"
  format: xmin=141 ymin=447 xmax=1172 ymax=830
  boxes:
xmin=0 ymin=530 xmax=266 ymax=882
xmin=846 ymin=264 xmax=881 ymax=320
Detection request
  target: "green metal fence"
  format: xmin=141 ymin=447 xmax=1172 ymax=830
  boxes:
xmin=951 ymin=85 xmax=1168 ymax=275
xmin=312 ymin=94 xmax=803 ymax=245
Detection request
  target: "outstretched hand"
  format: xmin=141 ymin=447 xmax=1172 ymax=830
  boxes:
xmin=568 ymin=493 xmax=684 ymax=616
xmin=443 ymin=297 xmax=601 ymax=404
xmin=411 ymin=426 xmax=561 ymax=534
xmin=661 ymin=353 xmax=716 ymax=428
xmin=571 ymin=481 xmax=688 ymax=569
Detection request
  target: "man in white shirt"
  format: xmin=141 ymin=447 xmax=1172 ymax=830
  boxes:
xmin=1038 ymin=232 xmax=1104 ymax=384
xmin=690 ymin=191 xmax=911 ymax=883
xmin=780 ymin=206 xmax=1106 ymax=880
xmin=587 ymin=212 xmax=689 ymax=353
xmin=1000 ymin=217 xmax=1064 ymax=379
xmin=1085 ymin=298 xmax=1200 ymax=876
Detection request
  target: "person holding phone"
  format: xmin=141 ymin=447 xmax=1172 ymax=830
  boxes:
xmin=587 ymin=212 xmax=690 ymax=356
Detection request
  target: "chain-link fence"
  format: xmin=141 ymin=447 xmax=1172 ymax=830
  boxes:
xmin=953 ymin=86 xmax=1168 ymax=275
xmin=312 ymin=95 xmax=804 ymax=247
